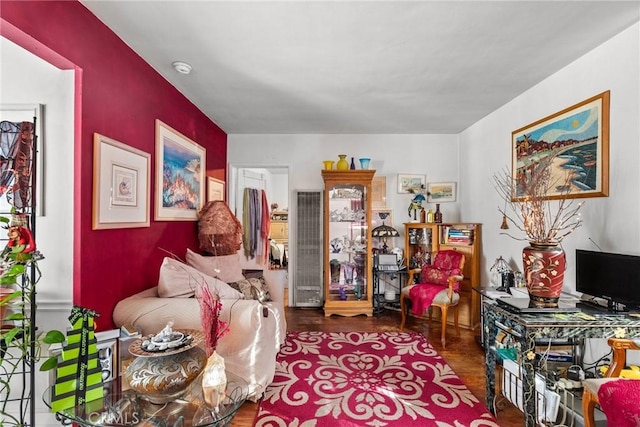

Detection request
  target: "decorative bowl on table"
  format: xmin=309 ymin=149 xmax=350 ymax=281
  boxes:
xmin=124 ymin=328 xmax=206 ymax=404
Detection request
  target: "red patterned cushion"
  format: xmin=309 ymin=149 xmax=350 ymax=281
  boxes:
xmin=433 ymin=250 xmax=464 ymax=270
xmin=421 ymin=266 xmax=450 ymax=286
xmin=419 ymin=251 xmax=463 ymax=290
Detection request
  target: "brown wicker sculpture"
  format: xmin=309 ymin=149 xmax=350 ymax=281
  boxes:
xmin=197 ymin=201 xmax=243 ymax=255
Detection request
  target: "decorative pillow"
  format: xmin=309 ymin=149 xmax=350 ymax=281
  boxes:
xmin=420 ymin=266 xmax=451 ymax=286
xmin=421 ymin=262 xmax=462 ymax=286
xmin=228 ymin=277 xmax=272 ymax=302
xmin=185 ymin=249 xmax=245 ymax=283
xmin=158 ymin=257 xmax=243 ymax=300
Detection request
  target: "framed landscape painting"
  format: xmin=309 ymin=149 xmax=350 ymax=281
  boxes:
xmin=511 ymin=91 xmax=609 ymax=201
xmin=155 ymin=120 xmax=206 ymax=220
xmin=427 ymin=182 xmax=456 ymax=203
xmin=397 ymin=174 xmax=426 ymax=194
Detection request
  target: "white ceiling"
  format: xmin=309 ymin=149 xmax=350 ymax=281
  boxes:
xmin=80 ymin=1 xmax=639 ymax=134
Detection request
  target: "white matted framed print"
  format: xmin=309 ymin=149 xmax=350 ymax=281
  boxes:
xmin=397 ymin=174 xmax=426 ymax=194
xmin=155 ymin=120 xmax=206 ymax=221
xmin=427 ymin=182 xmax=457 ymax=203
xmin=207 ymin=177 xmax=225 ymax=202
xmin=92 ymin=133 xmax=150 ymax=229
xmin=371 ymin=209 xmax=393 ymax=229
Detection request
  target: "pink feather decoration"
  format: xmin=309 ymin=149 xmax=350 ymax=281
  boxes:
xmin=196 ymin=283 xmax=229 ymax=356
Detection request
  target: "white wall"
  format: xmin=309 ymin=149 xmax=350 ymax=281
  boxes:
xmin=227 ymin=134 xmax=462 ymax=299
xmin=1 ymin=37 xmax=74 ymax=426
xmin=460 ymin=23 xmax=640 ymax=295
xmin=229 ymin=23 xmax=640 ymax=329
xmin=228 ymin=134 xmax=462 ymax=235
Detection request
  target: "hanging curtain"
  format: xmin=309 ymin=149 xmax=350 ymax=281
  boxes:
xmin=0 ymin=121 xmax=34 ymax=209
xmin=242 ymin=188 xmax=259 ymax=258
xmin=260 ymin=189 xmax=270 ymax=264
xmin=242 ymin=188 xmax=271 ymax=263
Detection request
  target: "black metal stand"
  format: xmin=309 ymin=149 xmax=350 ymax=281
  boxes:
xmin=372 ymin=268 xmax=408 ymax=315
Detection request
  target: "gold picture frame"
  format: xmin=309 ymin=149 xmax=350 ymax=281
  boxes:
xmin=155 ymin=120 xmax=206 ymax=221
xmin=207 ymin=177 xmax=225 ymax=202
xmin=92 ymin=133 xmax=150 ymax=229
xmin=512 ymin=91 xmax=610 ymax=201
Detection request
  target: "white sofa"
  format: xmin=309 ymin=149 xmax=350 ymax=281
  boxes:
xmin=112 ymin=266 xmax=286 ymax=401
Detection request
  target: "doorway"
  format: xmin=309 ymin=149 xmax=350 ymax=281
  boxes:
xmin=227 ymin=164 xmax=290 ymax=268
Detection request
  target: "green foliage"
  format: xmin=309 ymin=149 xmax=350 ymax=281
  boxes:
xmin=0 ymin=212 xmax=65 ymax=423
xmin=43 ymin=330 xmax=65 ymax=344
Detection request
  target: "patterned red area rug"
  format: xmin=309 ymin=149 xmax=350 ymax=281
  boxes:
xmin=253 ymin=331 xmax=499 ymax=427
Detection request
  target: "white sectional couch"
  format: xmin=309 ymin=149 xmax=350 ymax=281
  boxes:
xmin=112 ymin=253 xmax=287 ymax=401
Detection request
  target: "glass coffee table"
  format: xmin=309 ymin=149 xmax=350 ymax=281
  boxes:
xmin=44 ymin=371 xmax=248 ymax=426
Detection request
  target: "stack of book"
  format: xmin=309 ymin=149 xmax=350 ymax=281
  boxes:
xmin=443 ymin=227 xmax=474 ymax=245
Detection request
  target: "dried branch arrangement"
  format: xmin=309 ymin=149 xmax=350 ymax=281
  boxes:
xmin=493 ymin=156 xmax=584 ymax=244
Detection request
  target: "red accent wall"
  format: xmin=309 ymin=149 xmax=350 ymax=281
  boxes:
xmin=1 ymin=1 xmax=227 ymax=329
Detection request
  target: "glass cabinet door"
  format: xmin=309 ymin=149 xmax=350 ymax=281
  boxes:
xmin=405 ymin=224 xmax=437 ymax=269
xmin=327 ymin=184 xmax=368 ymax=302
xmin=322 ymin=169 xmax=375 ymax=317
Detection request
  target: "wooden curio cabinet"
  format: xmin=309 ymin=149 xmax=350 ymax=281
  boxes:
xmin=404 ymin=223 xmax=439 ymax=269
xmin=322 ymin=170 xmax=375 ymax=317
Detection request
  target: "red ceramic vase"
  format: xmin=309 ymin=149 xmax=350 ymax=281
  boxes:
xmin=522 ymin=242 xmax=566 ymax=307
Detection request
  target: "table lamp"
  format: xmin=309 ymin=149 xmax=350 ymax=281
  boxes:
xmin=372 ymin=213 xmax=399 ymax=253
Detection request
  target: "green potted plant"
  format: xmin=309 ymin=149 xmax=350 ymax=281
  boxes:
xmin=0 ymin=213 xmax=64 ymax=426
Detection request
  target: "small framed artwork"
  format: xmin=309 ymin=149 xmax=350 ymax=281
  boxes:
xmin=397 ymin=174 xmax=426 ymax=194
xmin=512 ymin=91 xmax=610 ymax=200
xmin=207 ymin=177 xmax=225 ymax=202
xmin=372 ymin=209 xmax=393 ymax=229
xmin=92 ymin=133 xmax=150 ymax=229
xmin=96 ymin=333 xmax=119 ymax=383
xmin=371 ymin=176 xmax=387 ymax=208
xmin=155 ymin=120 xmax=206 ymax=221
xmin=427 ymin=182 xmax=457 ymax=203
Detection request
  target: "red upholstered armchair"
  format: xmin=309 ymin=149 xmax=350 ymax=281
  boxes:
xmin=582 ymin=338 xmax=640 ymax=427
xmin=399 ymin=250 xmax=465 ymax=348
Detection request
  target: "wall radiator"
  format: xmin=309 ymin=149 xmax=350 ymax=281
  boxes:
xmin=293 ymin=190 xmax=323 ymax=307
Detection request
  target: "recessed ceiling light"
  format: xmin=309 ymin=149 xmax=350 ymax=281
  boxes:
xmin=172 ymin=61 xmax=192 ymax=75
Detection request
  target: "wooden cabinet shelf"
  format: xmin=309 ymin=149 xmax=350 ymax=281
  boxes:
xmin=404 ymin=222 xmax=482 ymax=330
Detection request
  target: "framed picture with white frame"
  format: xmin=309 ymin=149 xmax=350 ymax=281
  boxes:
xmin=92 ymin=133 xmax=151 ymax=229
xmin=397 ymin=174 xmax=426 ymax=194
xmin=427 ymin=182 xmax=457 ymax=203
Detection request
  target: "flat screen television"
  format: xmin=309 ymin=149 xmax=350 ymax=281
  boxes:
xmin=575 ymin=249 xmax=640 ymax=311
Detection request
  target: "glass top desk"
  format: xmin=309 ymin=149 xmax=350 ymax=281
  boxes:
xmin=44 ymin=371 xmax=247 ymax=427
xmin=483 ymin=299 xmax=640 ymax=427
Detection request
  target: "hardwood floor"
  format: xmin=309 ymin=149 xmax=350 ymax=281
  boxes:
xmin=229 ymin=307 xmax=524 ymax=426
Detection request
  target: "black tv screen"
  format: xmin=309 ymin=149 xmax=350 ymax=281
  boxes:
xmin=576 ymin=249 xmax=640 ymax=308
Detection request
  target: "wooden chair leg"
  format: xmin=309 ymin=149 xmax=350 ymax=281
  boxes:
xmin=400 ymin=294 xmax=407 ymax=329
xmin=582 ymin=389 xmax=598 ymax=427
xmin=440 ymin=305 xmax=448 ymax=348
xmin=454 ymin=305 xmax=460 ymax=335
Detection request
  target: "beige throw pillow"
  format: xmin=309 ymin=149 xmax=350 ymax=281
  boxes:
xmin=228 ymin=277 xmax=272 ymax=302
xmin=185 ymin=249 xmax=245 ymax=283
xmin=158 ymin=257 xmax=243 ymax=299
